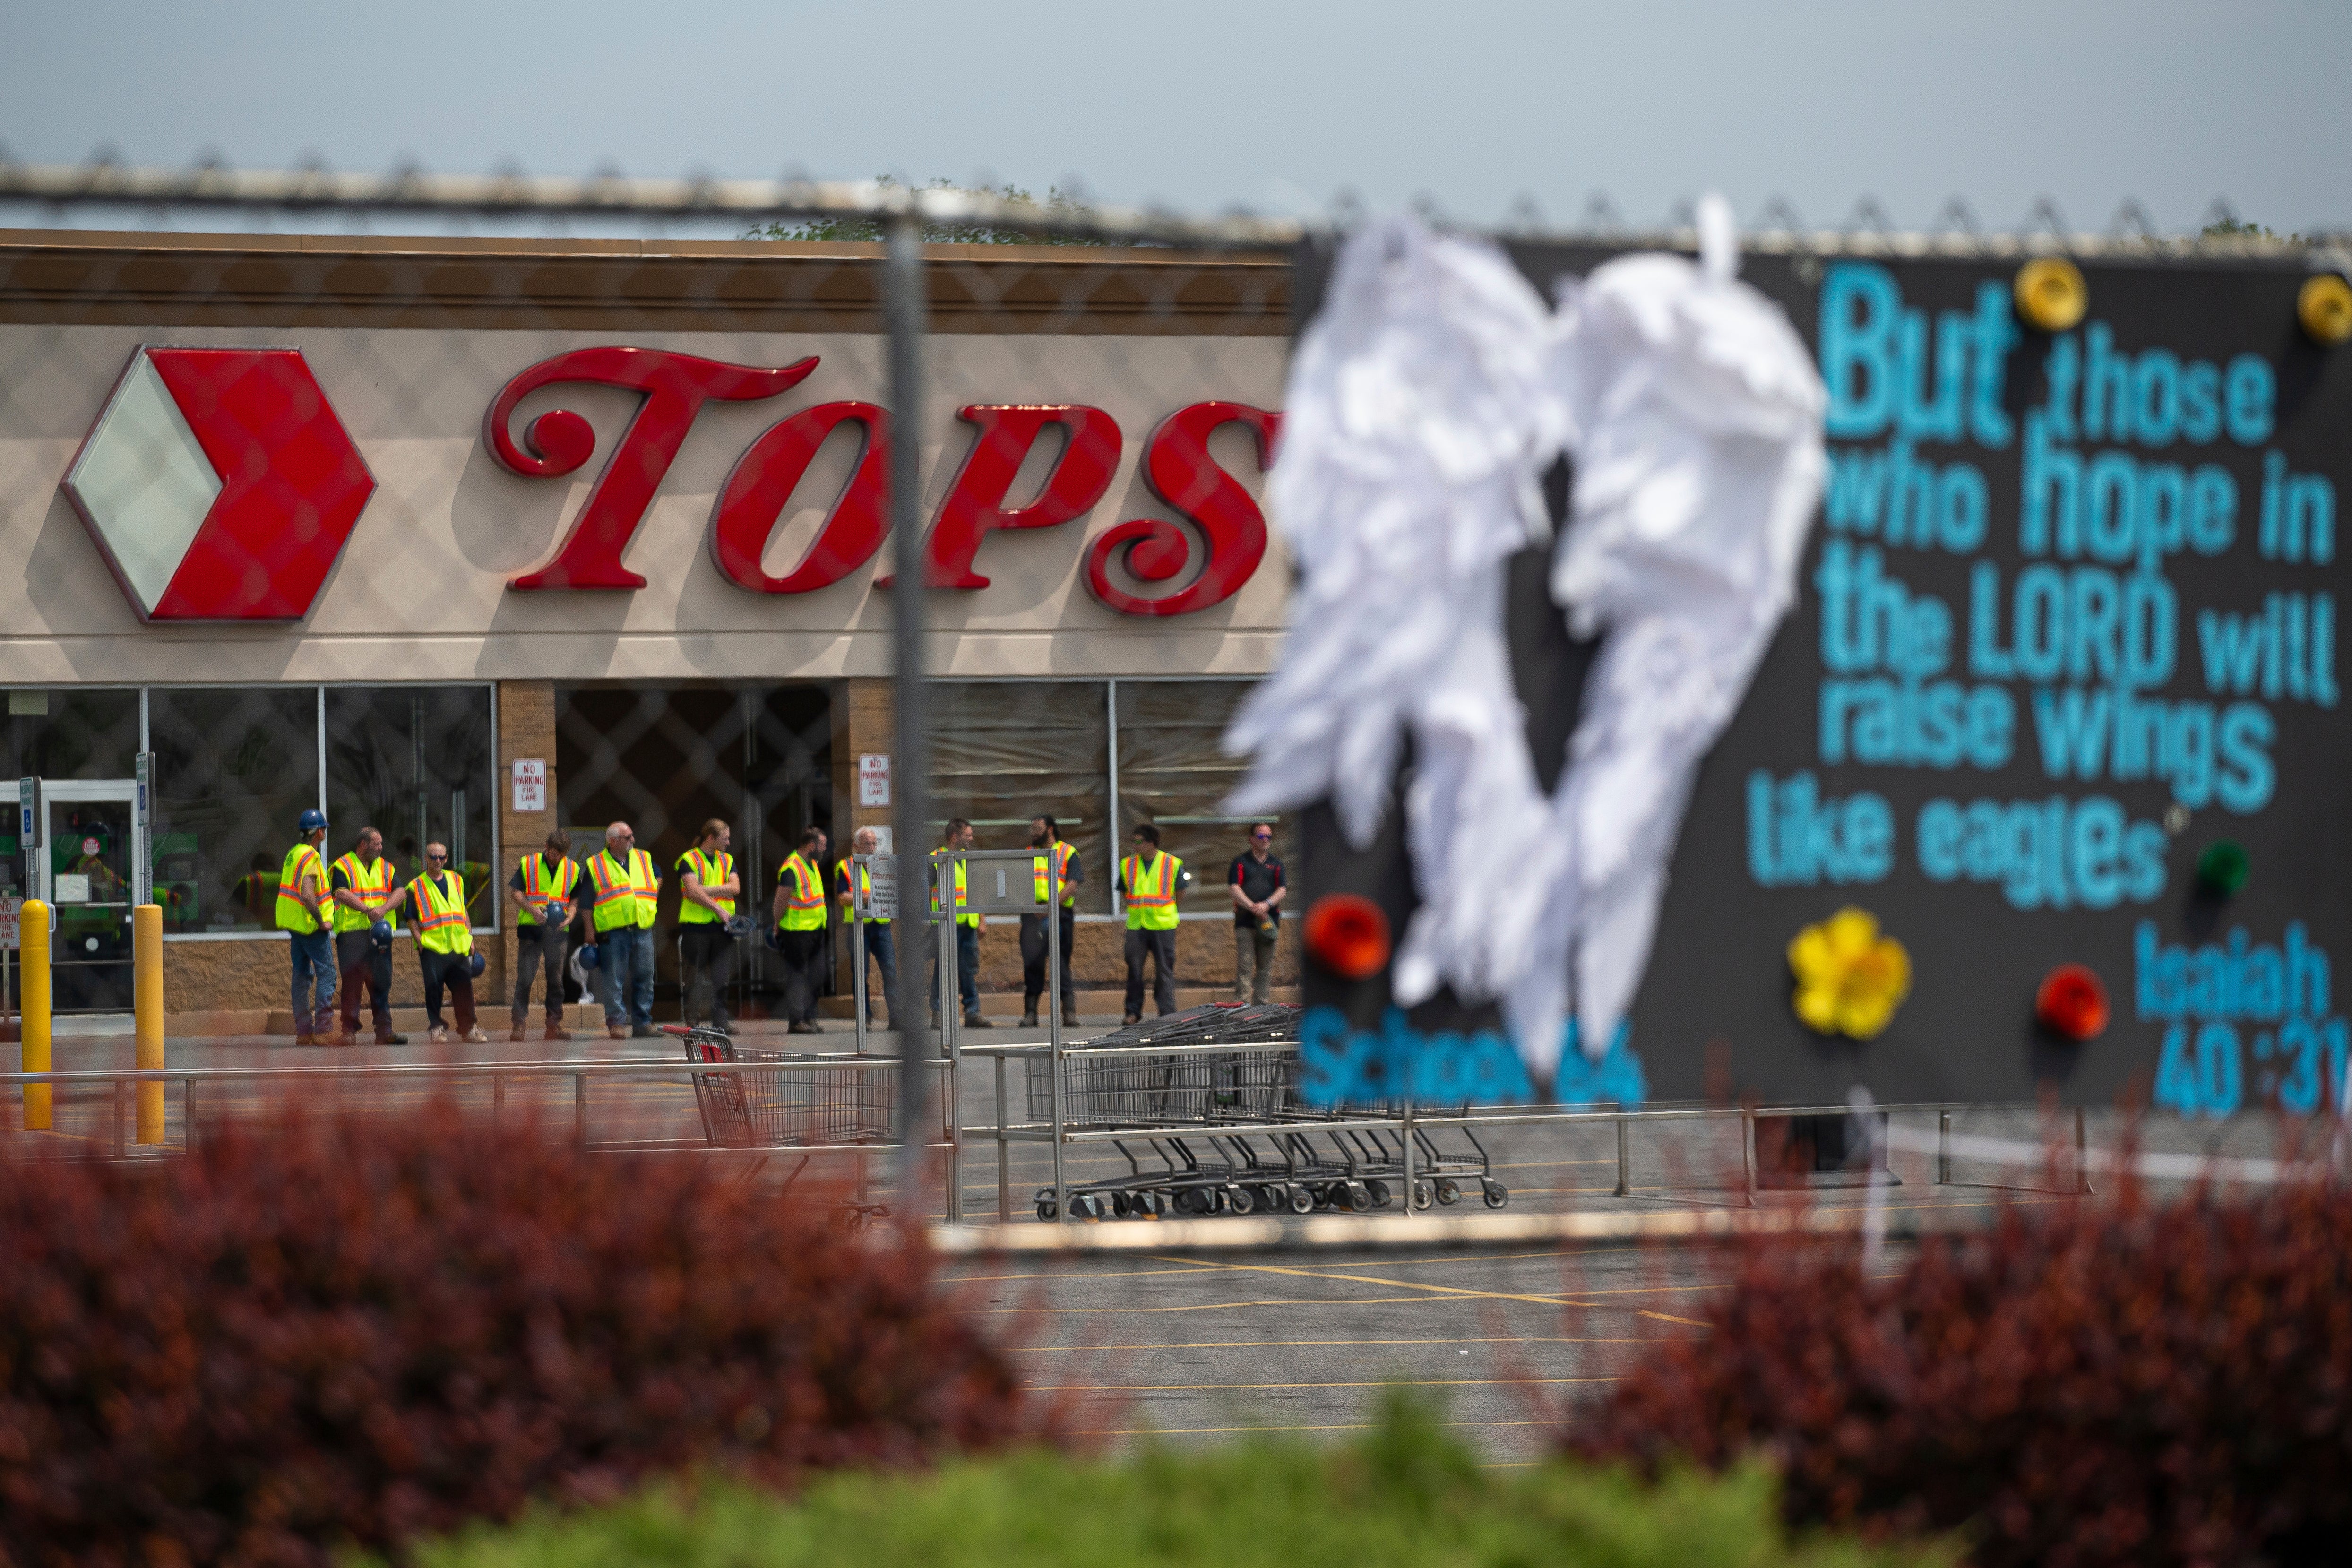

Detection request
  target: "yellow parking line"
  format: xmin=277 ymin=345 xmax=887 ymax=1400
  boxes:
xmin=1151 ymin=1253 xmax=1713 ymax=1328
xmin=1039 ymin=1377 xmax=1616 ymax=1391
xmin=982 ymin=1294 xmax=1444 ymax=1314
xmin=1007 ymin=1335 xmax=1690 ymax=1351
xmin=1076 ymin=1420 xmax=1559 ymax=1437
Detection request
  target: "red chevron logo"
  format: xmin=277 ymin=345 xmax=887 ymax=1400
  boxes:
xmin=60 ymin=347 xmax=376 ymax=621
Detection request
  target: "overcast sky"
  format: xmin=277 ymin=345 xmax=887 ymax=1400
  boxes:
xmin=4 ymin=0 xmax=2346 ymax=236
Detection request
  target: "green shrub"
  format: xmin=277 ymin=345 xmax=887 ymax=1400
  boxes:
xmin=410 ymin=1393 xmax=1952 ymax=1568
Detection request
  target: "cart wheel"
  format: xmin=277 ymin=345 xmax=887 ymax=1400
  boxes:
xmin=1286 ymin=1184 xmax=1314 ymax=1215
xmin=1435 ymin=1178 xmax=1462 ymax=1206
xmin=1111 ymin=1191 xmax=1132 ymax=1219
xmin=1366 ymin=1179 xmax=1392 ymax=1209
xmin=1482 ymin=1180 xmax=1509 ymax=1209
xmin=1411 ymin=1180 xmax=1434 ymax=1211
xmin=1344 ymin=1180 xmax=1373 ymax=1212
xmin=1035 ymin=1196 xmax=1058 ymax=1222
xmin=1228 ymin=1185 xmax=1256 ymax=1215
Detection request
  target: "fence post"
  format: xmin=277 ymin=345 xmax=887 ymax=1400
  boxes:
xmin=2075 ymin=1105 xmax=2093 ymax=1194
xmin=574 ymin=1071 xmax=587 ymax=1149
xmin=1937 ymin=1110 xmax=1952 ymax=1184
xmin=1614 ymin=1112 xmax=1631 ymax=1197
xmin=19 ymin=899 xmax=49 ymax=1131
xmin=135 ymin=904 xmax=164 ymax=1144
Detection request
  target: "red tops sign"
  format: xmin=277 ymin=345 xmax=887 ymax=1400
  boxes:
xmin=484 ymin=346 xmax=1282 ymax=616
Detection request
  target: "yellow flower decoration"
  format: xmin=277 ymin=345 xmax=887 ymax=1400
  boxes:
xmin=1788 ymin=906 xmax=1913 ymax=1040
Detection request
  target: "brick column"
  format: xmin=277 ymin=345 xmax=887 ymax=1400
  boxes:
xmin=497 ymin=681 xmax=560 ymax=1010
xmin=833 ymin=678 xmax=894 ymax=990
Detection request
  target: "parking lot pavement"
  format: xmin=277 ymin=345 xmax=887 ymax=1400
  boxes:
xmin=939 ymin=1238 xmax=1771 ymax=1462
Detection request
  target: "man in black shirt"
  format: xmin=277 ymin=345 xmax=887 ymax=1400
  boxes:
xmin=1228 ymin=822 xmax=1286 ymax=1004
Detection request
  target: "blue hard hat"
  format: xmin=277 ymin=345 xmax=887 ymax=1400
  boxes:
xmin=370 ymin=920 xmax=393 ymax=949
xmin=297 ymin=808 xmax=328 ymax=834
xmin=467 ymin=950 xmax=487 ymax=979
xmin=578 ymin=942 xmax=600 ymax=971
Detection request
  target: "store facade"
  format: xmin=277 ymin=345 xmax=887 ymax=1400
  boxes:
xmin=0 ymin=229 xmax=1297 ymax=1025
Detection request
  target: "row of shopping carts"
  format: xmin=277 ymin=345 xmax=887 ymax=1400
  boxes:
xmin=1025 ymin=1004 xmax=1509 ymax=1222
xmin=670 ymin=1003 xmax=1507 ymax=1225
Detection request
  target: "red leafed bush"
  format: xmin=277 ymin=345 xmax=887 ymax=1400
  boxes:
xmin=0 ymin=1103 xmax=1043 ymax=1567
xmin=1577 ymin=1181 xmax=2352 ymax=1568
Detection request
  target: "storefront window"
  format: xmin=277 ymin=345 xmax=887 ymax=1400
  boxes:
xmin=326 ymin=686 xmax=496 ymax=926
xmin=928 ymin=682 xmax=1111 ymax=914
xmin=1114 ymin=680 xmax=1290 ymax=913
xmin=148 ymin=688 xmax=321 ymax=933
xmin=2 ymin=688 xmax=142 ymax=898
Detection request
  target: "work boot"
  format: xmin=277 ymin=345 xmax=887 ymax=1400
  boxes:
xmin=607 ymin=1023 xmax=628 ymax=1040
xmin=376 ymin=1027 xmax=409 ymax=1045
xmin=294 ymin=1032 xmax=318 ymax=1048
xmin=1020 ymin=1010 xmax=1039 ymax=1027
xmin=1123 ymin=1013 xmax=1142 ymax=1026
xmin=964 ymin=1012 xmax=994 ymax=1029
xmin=509 ymin=1025 xmax=526 ymax=1042
xmin=1062 ymin=1002 xmax=1081 ymax=1027
xmin=630 ymin=1023 xmax=657 ymax=1039
xmin=543 ymin=1022 xmax=571 ymax=1042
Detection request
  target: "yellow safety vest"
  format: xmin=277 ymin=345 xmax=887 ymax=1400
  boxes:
xmin=837 ymin=856 xmax=886 ymax=924
xmin=928 ymin=856 xmax=978 ymax=928
xmin=516 ymin=852 xmax=580 ymax=926
xmin=411 ymin=870 xmax=474 ymax=956
xmin=328 ymin=852 xmax=397 ymax=934
xmin=586 ymin=849 xmax=658 ymax=933
xmin=777 ymin=853 xmax=827 ymax=931
xmin=675 ymin=847 xmax=735 ymax=924
xmin=1033 ymin=840 xmax=1077 ymax=909
xmin=1122 ymin=851 xmax=1182 ymax=931
xmin=275 ymin=842 xmax=327 ymax=934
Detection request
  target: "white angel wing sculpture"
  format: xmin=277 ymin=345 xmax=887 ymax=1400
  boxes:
xmin=1223 ymin=216 xmax=1566 ymax=1012
xmin=1228 ymin=201 xmax=1825 ymax=1083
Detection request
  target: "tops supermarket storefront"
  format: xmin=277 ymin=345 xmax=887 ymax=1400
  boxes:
xmin=0 ymin=228 xmax=1294 ymax=1025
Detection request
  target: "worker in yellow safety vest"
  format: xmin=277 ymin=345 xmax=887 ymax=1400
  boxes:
xmin=509 ymin=827 xmax=582 ymax=1042
xmin=1118 ymin=822 xmax=1187 ymax=1024
xmin=1022 ymin=814 xmax=1083 ymax=1028
xmin=329 ymin=825 xmax=409 ymax=1046
xmin=676 ymin=818 xmax=742 ymax=1034
xmin=276 ymin=807 xmax=337 ymax=1045
xmin=771 ymin=825 xmax=829 ymax=1034
xmin=583 ymin=820 xmax=660 ymax=1040
xmin=406 ymin=841 xmax=486 ymax=1044
xmin=926 ymin=817 xmax=991 ymax=1030
xmin=835 ymin=824 xmax=897 ymax=1027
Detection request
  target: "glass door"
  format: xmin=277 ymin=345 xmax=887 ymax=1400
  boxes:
xmin=34 ymin=782 xmax=141 ymax=1011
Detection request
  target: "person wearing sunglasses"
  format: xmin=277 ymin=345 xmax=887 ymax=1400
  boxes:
xmin=1227 ymin=822 xmax=1286 ymax=1005
xmin=408 ymin=842 xmax=487 ymax=1043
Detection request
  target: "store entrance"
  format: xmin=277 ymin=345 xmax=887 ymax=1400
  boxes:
xmin=18 ymin=772 xmax=153 ymax=1012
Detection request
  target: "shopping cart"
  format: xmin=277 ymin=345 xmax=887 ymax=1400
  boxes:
xmin=1026 ymin=1004 xmax=1506 ymax=1221
xmin=673 ymin=1025 xmax=896 ymax=1149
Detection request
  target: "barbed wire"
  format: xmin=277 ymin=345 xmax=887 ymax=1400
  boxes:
xmin=0 ymin=155 xmax=2346 ymax=263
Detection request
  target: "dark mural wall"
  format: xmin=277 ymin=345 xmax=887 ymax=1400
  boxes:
xmin=1296 ymin=242 xmax=2350 ymax=1113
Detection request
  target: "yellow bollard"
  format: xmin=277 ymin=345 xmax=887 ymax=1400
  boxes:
xmin=20 ymin=898 xmax=50 ymax=1131
xmin=135 ymin=904 xmax=164 ymax=1144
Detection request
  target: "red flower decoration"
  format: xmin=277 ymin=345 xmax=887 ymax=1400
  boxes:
xmin=2035 ymin=962 xmax=2110 ymax=1042
xmin=1303 ymin=893 xmax=1392 ymax=980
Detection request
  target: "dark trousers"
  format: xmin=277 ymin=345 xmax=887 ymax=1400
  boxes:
xmin=679 ymin=923 xmax=736 ymax=1027
xmin=336 ymin=930 xmax=394 ymax=1036
xmin=511 ymin=921 xmax=568 ymax=1025
xmin=420 ymin=948 xmax=477 ymax=1034
xmin=288 ymin=930 xmax=337 ymax=1035
xmin=777 ymin=927 xmax=827 ymax=1025
xmin=930 ymin=922 xmax=981 ymax=1019
xmin=851 ymin=921 xmax=896 ymax=1021
xmin=1124 ymin=926 xmax=1178 ymax=1018
xmin=1021 ymin=908 xmax=1077 ymax=1015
